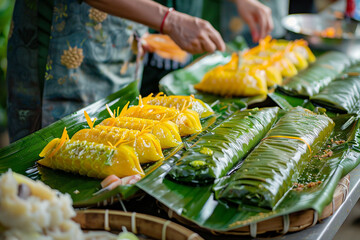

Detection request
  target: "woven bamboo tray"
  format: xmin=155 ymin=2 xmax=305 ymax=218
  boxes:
xmin=160 ymin=175 xmax=350 ymax=238
xmin=73 ymin=209 xmax=204 ymax=240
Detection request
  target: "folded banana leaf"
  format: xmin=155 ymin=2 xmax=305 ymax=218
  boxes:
xmin=278 ymin=51 xmax=351 ymax=97
xmin=166 ymin=107 xmax=279 ymax=185
xmin=215 ymin=107 xmax=335 ymax=209
xmin=310 ymin=74 xmax=360 ymax=113
xmin=136 ymin=112 xmax=360 ymax=231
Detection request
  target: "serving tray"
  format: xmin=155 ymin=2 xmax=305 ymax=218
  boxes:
xmin=158 ymin=175 xmax=350 ymax=237
xmin=74 ymin=209 xmax=203 ymax=240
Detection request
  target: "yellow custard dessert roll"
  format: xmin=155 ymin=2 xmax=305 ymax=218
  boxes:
xmin=142 ymin=93 xmax=214 ymax=118
xmin=195 ymin=53 xmax=268 ymax=97
xmin=38 ymin=128 xmax=144 ymax=179
xmin=99 ymin=116 xmax=182 ymax=148
xmin=71 ymin=125 xmax=163 ymax=163
xmin=120 ymin=102 xmax=202 ymax=136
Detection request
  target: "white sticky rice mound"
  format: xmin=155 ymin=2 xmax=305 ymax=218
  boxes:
xmin=0 ymin=171 xmax=84 ymax=240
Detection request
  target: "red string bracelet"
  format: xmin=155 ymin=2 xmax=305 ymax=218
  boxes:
xmin=160 ymin=7 xmax=174 ymax=34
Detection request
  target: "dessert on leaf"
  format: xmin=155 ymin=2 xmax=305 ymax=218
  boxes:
xmin=38 ymin=128 xmax=144 ymax=179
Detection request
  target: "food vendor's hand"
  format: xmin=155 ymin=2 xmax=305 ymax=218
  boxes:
xmin=234 ymin=0 xmax=273 ymax=42
xmin=162 ymin=10 xmax=226 ymax=54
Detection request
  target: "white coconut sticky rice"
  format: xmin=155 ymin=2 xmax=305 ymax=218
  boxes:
xmin=0 ymin=170 xmax=125 ymax=240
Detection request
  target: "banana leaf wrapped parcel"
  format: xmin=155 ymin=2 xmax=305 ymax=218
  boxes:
xmin=166 ymin=107 xmax=279 ymax=185
xmin=278 ymin=51 xmax=351 ymax=97
xmin=310 ymin=74 xmax=360 ymax=113
xmin=215 ymin=107 xmax=334 ymax=209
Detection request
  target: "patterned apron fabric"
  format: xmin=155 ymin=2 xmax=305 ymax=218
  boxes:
xmin=7 ymin=0 xmax=147 ymax=142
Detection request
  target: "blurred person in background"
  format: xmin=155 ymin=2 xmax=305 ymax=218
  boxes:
xmin=6 ymin=0 xmax=225 ymax=143
xmin=218 ymin=0 xmax=287 ymax=46
xmin=141 ymin=0 xmax=274 ymax=95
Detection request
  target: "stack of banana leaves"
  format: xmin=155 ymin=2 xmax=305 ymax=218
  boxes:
xmin=277 ymin=51 xmax=352 ymax=97
xmin=214 ymin=107 xmax=334 ymax=210
xmin=310 ymin=63 xmax=360 ymax=113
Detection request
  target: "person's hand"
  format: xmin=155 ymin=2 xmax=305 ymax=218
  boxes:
xmin=234 ymin=0 xmax=273 ymax=42
xmin=162 ymin=10 xmax=226 ymax=54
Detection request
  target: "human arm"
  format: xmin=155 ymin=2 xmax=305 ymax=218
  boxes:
xmin=232 ymin=0 xmax=274 ymax=42
xmin=85 ymin=0 xmax=226 ymax=54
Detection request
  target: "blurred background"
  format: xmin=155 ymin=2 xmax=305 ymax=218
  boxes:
xmin=0 ymin=0 xmax=337 ymax=149
xmin=0 ymin=0 xmax=13 ymax=148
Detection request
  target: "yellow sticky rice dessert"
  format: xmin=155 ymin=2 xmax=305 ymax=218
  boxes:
xmin=142 ymin=92 xmax=214 ymax=118
xmin=195 ymin=36 xmax=316 ymax=97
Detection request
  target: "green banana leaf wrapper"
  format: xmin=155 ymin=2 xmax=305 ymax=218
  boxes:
xmin=310 ymin=73 xmax=360 ymax=113
xmin=166 ymin=107 xmax=280 ymax=185
xmin=137 ymin=111 xmax=360 ymax=231
xmin=215 ymin=107 xmax=335 ymax=209
xmin=345 ymin=62 xmax=360 ymax=73
xmin=277 ymin=51 xmax=351 ymax=98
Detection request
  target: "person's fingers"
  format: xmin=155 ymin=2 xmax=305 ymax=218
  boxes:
xmin=244 ymin=15 xmax=259 ymax=42
xmin=258 ymin=12 xmax=268 ymax=40
xmin=267 ymin=11 xmax=274 ymax=33
xmin=166 ymin=13 xmax=224 ymax=54
xmin=263 ymin=7 xmax=273 ymax=38
xmin=186 ymin=39 xmax=203 ymax=54
xmin=200 ymin=35 xmax=217 ymax=53
xmin=208 ymin=28 xmax=226 ymax=52
xmin=198 ymin=20 xmax=225 ymax=52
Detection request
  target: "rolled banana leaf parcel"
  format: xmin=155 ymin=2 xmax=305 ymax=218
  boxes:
xmin=310 ymin=68 xmax=360 ymax=113
xmin=278 ymin=51 xmax=351 ymax=97
xmin=215 ymin=107 xmax=334 ymax=210
xmin=166 ymin=107 xmax=279 ymax=185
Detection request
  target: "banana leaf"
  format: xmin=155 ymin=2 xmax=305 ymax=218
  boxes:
xmin=166 ymin=107 xmax=279 ymax=185
xmin=136 ymin=109 xmax=360 ymax=231
xmin=277 ymin=51 xmax=351 ymax=97
xmin=345 ymin=62 xmax=360 ymax=73
xmin=215 ymin=107 xmax=335 ymax=210
xmin=0 ymin=82 xmax=141 ymax=206
xmin=0 ymin=81 xmax=240 ymax=207
xmin=268 ymin=91 xmax=308 ymax=111
xmin=310 ymin=74 xmax=360 ymax=114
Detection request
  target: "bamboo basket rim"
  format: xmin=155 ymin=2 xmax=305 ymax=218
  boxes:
xmin=73 ymin=209 xmax=204 ymax=240
xmin=159 ymin=174 xmax=350 ymax=238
